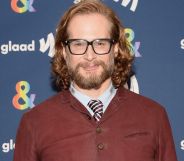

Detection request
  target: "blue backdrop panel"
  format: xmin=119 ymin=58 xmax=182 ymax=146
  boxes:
xmin=0 ymin=0 xmax=183 ymax=161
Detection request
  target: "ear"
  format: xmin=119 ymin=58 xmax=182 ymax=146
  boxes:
xmin=62 ymin=45 xmax=67 ymax=60
xmin=114 ymin=43 xmax=119 ymax=57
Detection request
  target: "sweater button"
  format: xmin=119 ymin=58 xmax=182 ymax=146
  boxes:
xmin=96 ymin=127 xmax=102 ymax=133
xmin=97 ymin=143 xmax=104 ymax=150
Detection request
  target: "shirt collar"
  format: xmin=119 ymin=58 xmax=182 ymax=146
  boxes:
xmin=69 ymin=82 xmax=116 ymax=107
xmin=69 ymin=82 xmax=91 ymax=107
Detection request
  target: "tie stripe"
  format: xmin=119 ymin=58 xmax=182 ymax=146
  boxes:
xmin=87 ymin=100 xmax=103 ymax=122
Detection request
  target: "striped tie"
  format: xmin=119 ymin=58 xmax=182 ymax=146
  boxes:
xmin=87 ymin=99 xmax=103 ymax=122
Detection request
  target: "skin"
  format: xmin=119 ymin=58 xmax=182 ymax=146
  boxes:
xmin=63 ymin=13 xmax=118 ymax=99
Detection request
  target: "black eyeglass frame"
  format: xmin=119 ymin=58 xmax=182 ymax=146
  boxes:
xmin=63 ymin=38 xmax=115 ymax=55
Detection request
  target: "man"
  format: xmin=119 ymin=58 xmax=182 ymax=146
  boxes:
xmin=13 ymin=0 xmax=177 ymax=161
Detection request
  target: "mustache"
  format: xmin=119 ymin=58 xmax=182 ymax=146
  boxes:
xmin=77 ymin=60 xmax=105 ymax=68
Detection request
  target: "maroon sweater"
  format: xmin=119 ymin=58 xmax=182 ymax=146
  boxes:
xmin=13 ymin=88 xmax=177 ymax=161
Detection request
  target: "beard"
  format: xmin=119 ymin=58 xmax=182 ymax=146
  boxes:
xmin=67 ymin=59 xmax=114 ymax=90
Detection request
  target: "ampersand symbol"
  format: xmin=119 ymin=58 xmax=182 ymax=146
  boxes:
xmin=11 ymin=0 xmax=36 ymax=13
xmin=12 ymin=81 xmax=36 ymax=110
xmin=125 ymin=28 xmax=141 ymax=57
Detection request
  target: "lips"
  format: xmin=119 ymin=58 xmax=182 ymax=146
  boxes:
xmin=83 ymin=64 xmax=99 ymax=71
xmin=77 ymin=61 xmax=102 ymax=72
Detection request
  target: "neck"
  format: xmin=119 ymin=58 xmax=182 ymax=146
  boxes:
xmin=73 ymin=78 xmax=112 ymax=99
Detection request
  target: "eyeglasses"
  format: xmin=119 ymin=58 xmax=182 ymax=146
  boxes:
xmin=64 ymin=38 xmax=115 ymax=55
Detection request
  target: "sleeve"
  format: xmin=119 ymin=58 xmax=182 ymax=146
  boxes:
xmin=155 ymin=108 xmax=178 ymax=161
xmin=13 ymin=113 xmax=39 ymax=161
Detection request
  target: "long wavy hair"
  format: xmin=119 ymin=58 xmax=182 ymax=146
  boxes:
xmin=52 ymin=0 xmax=134 ymax=90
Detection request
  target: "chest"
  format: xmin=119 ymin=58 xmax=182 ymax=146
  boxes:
xmin=35 ymin=108 xmax=157 ymax=161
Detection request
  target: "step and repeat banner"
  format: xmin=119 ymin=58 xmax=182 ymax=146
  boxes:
xmin=0 ymin=0 xmax=184 ymax=161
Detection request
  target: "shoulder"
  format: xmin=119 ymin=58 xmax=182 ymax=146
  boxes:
xmin=116 ymin=88 xmax=171 ymax=130
xmin=117 ymin=87 xmax=167 ymax=115
xmin=22 ymin=90 xmax=72 ymax=120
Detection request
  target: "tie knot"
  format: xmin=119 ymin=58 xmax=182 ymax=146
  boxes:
xmin=87 ymin=99 xmax=103 ymax=122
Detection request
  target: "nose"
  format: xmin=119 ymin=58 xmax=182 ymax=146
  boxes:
xmin=83 ymin=44 xmax=97 ymax=61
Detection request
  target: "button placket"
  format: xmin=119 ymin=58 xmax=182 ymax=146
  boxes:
xmin=97 ymin=143 xmax=104 ymax=150
xmin=96 ymin=126 xmax=105 ymax=151
xmin=96 ymin=127 xmax=102 ymax=133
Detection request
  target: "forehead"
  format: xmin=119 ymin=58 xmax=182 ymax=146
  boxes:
xmin=67 ymin=13 xmax=112 ymax=39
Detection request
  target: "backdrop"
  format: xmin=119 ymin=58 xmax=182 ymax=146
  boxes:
xmin=0 ymin=0 xmax=184 ymax=161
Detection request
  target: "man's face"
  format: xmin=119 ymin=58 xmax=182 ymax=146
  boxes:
xmin=63 ymin=13 xmax=118 ymax=89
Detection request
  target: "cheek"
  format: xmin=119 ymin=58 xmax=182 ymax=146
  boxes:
xmin=66 ymin=55 xmax=81 ymax=68
xmin=103 ymin=53 xmax=114 ymax=64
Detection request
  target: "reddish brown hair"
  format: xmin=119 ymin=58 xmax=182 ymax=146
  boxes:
xmin=52 ymin=0 xmax=134 ymax=90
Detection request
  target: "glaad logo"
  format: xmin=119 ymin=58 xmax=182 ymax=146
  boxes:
xmin=180 ymin=39 xmax=184 ymax=50
xmin=0 ymin=33 xmax=55 ymax=57
xmin=181 ymin=139 xmax=184 ymax=150
xmin=0 ymin=40 xmax=35 ymax=55
xmin=2 ymin=139 xmax=15 ymax=153
xmin=113 ymin=0 xmax=138 ymax=12
xmin=11 ymin=0 xmax=36 ymax=13
xmin=74 ymin=0 xmax=138 ymax=12
xmin=12 ymin=81 xmax=36 ymax=110
xmin=124 ymin=75 xmax=139 ymax=94
xmin=125 ymin=28 xmax=141 ymax=57
xmin=39 ymin=33 xmax=55 ymax=57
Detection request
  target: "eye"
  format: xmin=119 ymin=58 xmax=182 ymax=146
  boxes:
xmin=71 ymin=40 xmax=86 ymax=47
xmin=73 ymin=41 xmax=84 ymax=46
xmin=96 ymin=41 xmax=106 ymax=46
